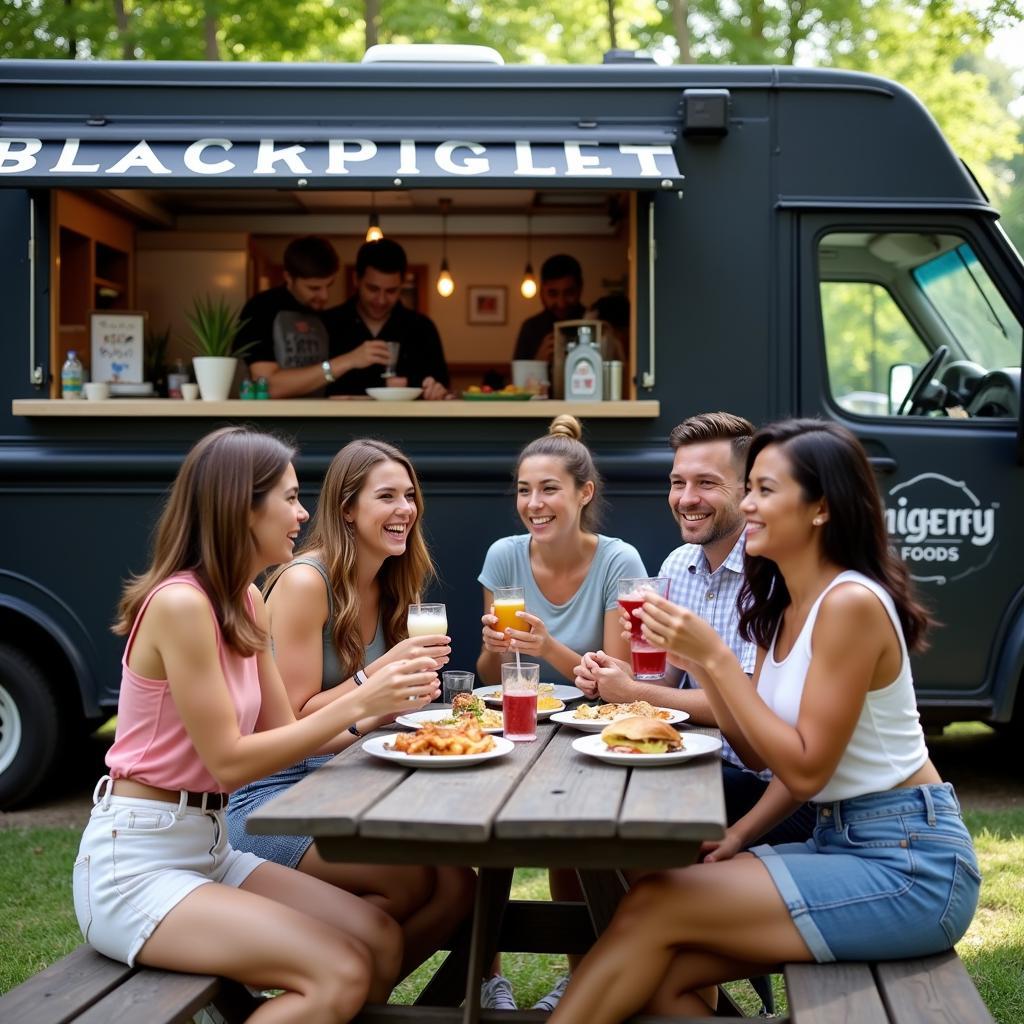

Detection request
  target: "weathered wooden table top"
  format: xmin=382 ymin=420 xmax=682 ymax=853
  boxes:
xmin=248 ymin=719 xmax=726 ymax=869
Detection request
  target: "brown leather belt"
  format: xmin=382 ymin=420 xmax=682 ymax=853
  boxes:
xmin=111 ymin=779 xmax=228 ymax=810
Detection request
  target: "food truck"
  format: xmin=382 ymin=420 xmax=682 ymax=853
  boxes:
xmin=0 ymin=52 xmax=1021 ymax=806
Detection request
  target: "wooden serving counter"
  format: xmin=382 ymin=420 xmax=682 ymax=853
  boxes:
xmin=12 ymin=399 xmax=660 ymax=419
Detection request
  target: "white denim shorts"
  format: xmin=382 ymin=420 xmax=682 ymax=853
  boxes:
xmin=73 ymin=777 xmax=265 ymax=965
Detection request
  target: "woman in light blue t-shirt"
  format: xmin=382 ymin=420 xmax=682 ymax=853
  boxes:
xmin=477 ymin=414 xmax=647 ymax=684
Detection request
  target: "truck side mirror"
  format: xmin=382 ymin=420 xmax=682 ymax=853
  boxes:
xmin=889 ymin=364 xmax=914 ymax=415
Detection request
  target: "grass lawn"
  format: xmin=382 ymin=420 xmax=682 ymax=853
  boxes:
xmin=2 ymin=725 xmax=1021 ymax=1020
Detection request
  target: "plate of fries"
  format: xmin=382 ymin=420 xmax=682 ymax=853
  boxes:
xmin=551 ymin=702 xmax=690 ymax=733
xmin=365 ymin=720 xmax=514 ymax=766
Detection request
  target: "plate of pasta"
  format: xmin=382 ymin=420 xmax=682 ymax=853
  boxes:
xmin=364 ymin=721 xmax=514 ymax=766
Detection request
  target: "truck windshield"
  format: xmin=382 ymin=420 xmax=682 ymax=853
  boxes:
xmin=914 ymin=244 xmax=1022 ymax=370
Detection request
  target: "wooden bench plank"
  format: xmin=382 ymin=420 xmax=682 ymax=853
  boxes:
xmin=74 ymin=969 xmax=222 ymax=1024
xmin=494 ymin=726 xmax=626 ymax=839
xmin=359 ymin=726 xmax=557 ymax=842
xmin=0 ymin=946 xmax=134 ymax=1024
xmin=355 ymin=1007 xmax=730 ymax=1023
xmin=618 ymin=727 xmax=727 ymax=842
xmin=874 ymin=951 xmax=995 ymax=1024
xmin=785 ymin=962 xmax=889 ymax=1023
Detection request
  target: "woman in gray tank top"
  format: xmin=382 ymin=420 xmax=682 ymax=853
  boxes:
xmin=227 ymin=439 xmax=474 ymax=977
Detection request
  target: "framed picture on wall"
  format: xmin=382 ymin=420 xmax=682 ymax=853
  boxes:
xmin=90 ymin=310 xmax=146 ymax=383
xmin=467 ymin=285 xmax=507 ymax=325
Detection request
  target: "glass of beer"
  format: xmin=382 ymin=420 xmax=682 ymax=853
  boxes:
xmin=617 ymin=577 xmax=671 ymax=680
xmin=407 ymin=603 xmax=448 ymax=638
xmin=492 ymin=586 xmax=526 ymax=636
xmin=501 ymin=661 xmax=539 ymax=741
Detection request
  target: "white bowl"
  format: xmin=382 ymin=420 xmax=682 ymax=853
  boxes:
xmin=83 ymin=382 xmax=110 ymax=400
xmin=365 ymin=387 xmax=423 ymax=401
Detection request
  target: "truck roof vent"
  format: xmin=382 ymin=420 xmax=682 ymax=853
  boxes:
xmin=362 ymin=44 xmax=504 ymax=65
xmin=602 ymin=49 xmax=656 ymax=64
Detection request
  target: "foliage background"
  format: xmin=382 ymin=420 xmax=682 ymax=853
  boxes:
xmin=1 ymin=0 xmax=1022 ymax=248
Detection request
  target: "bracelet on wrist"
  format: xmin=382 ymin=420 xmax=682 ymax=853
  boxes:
xmin=354 ymin=668 xmax=368 ymax=687
xmin=349 ymin=722 xmax=364 ymax=738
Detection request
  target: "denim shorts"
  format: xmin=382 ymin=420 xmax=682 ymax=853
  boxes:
xmin=73 ymin=777 xmax=265 ymax=966
xmin=750 ymin=783 xmax=980 ymax=963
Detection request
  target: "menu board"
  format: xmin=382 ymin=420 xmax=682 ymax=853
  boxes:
xmin=90 ymin=311 xmax=146 ymax=383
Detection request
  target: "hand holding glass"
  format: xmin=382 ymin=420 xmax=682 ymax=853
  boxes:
xmin=617 ymin=577 xmax=671 ymax=679
xmin=382 ymin=341 xmax=400 ymax=379
xmin=501 ymin=661 xmax=539 ymax=741
xmin=492 ymin=586 xmax=526 ymax=636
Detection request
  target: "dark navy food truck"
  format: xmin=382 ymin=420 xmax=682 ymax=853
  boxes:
xmin=0 ymin=53 xmax=1021 ymax=806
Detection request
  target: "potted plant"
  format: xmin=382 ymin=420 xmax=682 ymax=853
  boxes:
xmin=185 ymin=295 xmax=253 ymax=401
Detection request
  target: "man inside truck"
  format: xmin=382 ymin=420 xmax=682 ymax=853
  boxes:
xmin=513 ymin=253 xmax=586 ymax=362
xmin=325 ymin=238 xmax=451 ymax=400
xmin=241 ymin=235 xmax=386 ymax=399
xmin=576 ymin=411 xmax=815 ymax=847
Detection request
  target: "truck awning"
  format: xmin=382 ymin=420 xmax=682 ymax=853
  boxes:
xmin=0 ymin=137 xmax=683 ymax=190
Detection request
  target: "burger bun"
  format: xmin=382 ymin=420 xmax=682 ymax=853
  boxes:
xmin=600 ymin=716 xmax=682 ymax=754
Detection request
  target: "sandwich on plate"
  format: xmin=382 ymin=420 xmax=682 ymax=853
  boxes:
xmin=599 ymin=716 xmax=683 ymax=754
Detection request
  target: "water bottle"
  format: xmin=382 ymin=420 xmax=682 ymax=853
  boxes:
xmin=61 ymin=350 xmax=84 ymax=400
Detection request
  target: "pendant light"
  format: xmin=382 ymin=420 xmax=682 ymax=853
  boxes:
xmin=520 ymin=209 xmax=537 ymax=299
xmin=436 ymin=198 xmax=455 ymax=298
xmin=365 ymin=191 xmax=383 ymax=242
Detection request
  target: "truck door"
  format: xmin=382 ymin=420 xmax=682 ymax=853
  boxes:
xmin=797 ymin=213 xmax=1024 ymax=722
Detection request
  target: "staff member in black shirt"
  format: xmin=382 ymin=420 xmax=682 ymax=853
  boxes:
xmin=241 ymin=236 xmax=392 ymax=399
xmin=512 ymin=254 xmax=586 ymax=362
xmin=326 ymin=239 xmax=450 ymax=401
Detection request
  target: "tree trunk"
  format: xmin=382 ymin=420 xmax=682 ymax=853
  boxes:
xmin=111 ymin=0 xmax=133 ymax=59
xmin=205 ymin=0 xmax=219 ymax=59
xmin=671 ymin=0 xmax=690 ymax=63
xmin=607 ymin=0 xmax=618 ymax=51
xmin=65 ymin=0 xmax=76 ymax=58
xmin=365 ymin=0 xmax=379 ymax=50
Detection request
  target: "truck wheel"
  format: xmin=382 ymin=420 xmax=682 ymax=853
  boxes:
xmin=0 ymin=644 xmax=62 ymax=809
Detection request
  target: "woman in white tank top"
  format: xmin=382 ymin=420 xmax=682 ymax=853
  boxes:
xmin=549 ymin=419 xmax=979 ymax=1024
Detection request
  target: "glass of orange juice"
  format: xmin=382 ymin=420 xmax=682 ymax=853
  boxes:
xmin=492 ymin=586 xmax=526 ymax=636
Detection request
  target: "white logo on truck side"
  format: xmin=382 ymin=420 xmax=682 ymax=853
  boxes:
xmin=885 ymin=473 xmax=997 ymax=585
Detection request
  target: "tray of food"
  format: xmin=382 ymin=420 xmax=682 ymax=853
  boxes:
xmin=460 ymin=386 xmax=535 ymax=401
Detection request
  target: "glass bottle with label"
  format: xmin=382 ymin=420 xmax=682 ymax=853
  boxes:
xmin=564 ymin=325 xmax=603 ymax=402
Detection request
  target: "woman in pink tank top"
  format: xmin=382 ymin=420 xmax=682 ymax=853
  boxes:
xmin=547 ymin=419 xmax=978 ymax=1024
xmin=74 ymin=426 xmax=442 ymax=1022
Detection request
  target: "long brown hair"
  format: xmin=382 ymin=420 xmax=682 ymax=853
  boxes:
xmin=265 ymin=439 xmax=435 ymax=677
xmin=114 ymin=426 xmax=296 ymax=656
xmin=516 ymin=414 xmax=604 ymax=532
xmin=738 ymin=419 xmax=932 ymax=652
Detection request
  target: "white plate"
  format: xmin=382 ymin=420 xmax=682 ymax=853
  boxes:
xmin=365 ymin=387 xmax=423 ymax=401
xmin=109 ymin=382 xmax=155 ymax=397
xmin=363 ymin=733 xmax=514 ymax=767
xmin=571 ymin=731 xmax=722 ymax=766
xmin=473 ymin=684 xmax=584 ymax=706
xmin=395 ymin=708 xmax=504 ymax=734
xmin=551 ymin=707 xmax=690 ymax=733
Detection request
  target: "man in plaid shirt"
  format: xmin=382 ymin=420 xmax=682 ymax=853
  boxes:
xmin=576 ymin=411 xmax=814 ymax=846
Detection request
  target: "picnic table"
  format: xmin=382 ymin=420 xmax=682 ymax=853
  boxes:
xmin=248 ymin=714 xmax=727 ymax=1024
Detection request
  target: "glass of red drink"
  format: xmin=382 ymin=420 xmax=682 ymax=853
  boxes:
xmin=617 ymin=577 xmax=671 ymax=680
xmin=501 ymin=661 xmax=539 ymax=741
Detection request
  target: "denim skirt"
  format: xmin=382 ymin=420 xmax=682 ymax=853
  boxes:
xmin=751 ymin=783 xmax=980 ymax=962
xmin=226 ymin=754 xmax=332 ymax=868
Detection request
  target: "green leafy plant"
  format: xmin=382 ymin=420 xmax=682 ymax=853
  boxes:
xmin=184 ymin=294 xmax=254 ymax=358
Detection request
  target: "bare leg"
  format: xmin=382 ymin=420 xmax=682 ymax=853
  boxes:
xmin=137 ymin=880 xmax=375 ymax=1024
xmin=297 ymin=848 xmax=476 ymax=976
xmin=549 ymin=854 xmax=812 ymax=1024
xmin=549 ymin=868 xmax=584 ymax=971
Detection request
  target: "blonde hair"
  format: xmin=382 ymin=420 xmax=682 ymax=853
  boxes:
xmin=114 ymin=427 xmax=296 ymax=656
xmin=265 ymin=439 xmax=435 ymax=677
xmin=515 ymin=414 xmax=604 ymax=532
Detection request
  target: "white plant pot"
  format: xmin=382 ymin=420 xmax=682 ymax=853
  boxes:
xmin=192 ymin=356 xmax=238 ymax=401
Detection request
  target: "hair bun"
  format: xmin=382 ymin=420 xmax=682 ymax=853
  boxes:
xmin=548 ymin=414 xmax=582 ymax=441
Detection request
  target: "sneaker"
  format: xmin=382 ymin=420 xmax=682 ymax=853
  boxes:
xmin=481 ymin=974 xmax=518 ymax=1011
xmin=531 ymin=974 xmax=570 ymax=1012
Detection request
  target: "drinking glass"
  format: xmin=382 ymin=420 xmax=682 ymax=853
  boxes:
xmin=442 ymin=670 xmax=475 ymax=705
xmin=382 ymin=341 xmax=400 ymax=379
xmin=617 ymin=577 xmax=671 ymax=680
xmin=407 ymin=603 xmax=448 ymax=638
xmin=492 ymin=586 xmax=526 ymax=635
xmin=501 ymin=661 xmax=539 ymax=742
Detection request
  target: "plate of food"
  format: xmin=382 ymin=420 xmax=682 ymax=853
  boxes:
xmin=364 ymin=720 xmax=514 ymax=767
xmin=365 ymin=387 xmax=423 ymax=401
xmin=571 ymin=718 xmax=721 ymax=766
xmin=396 ymin=695 xmax=504 ymax=734
xmin=551 ymin=701 xmax=690 ymax=733
xmin=473 ymin=683 xmax=584 ymax=709
xmin=460 ymin=386 xmax=535 ymax=401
